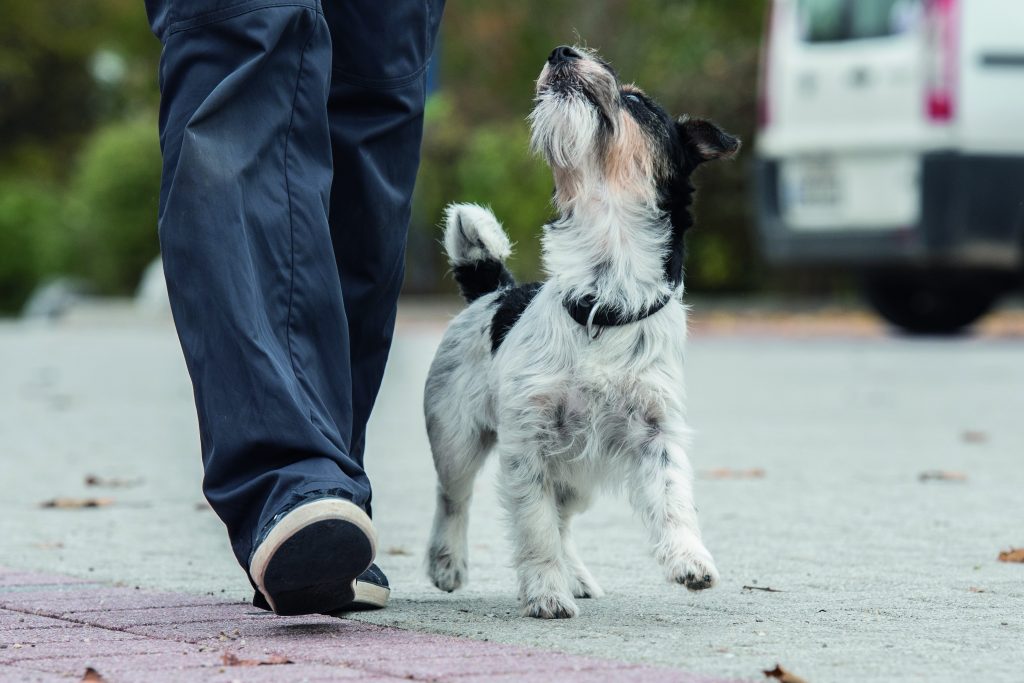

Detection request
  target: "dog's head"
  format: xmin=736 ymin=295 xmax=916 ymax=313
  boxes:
xmin=530 ymin=45 xmax=740 ymax=210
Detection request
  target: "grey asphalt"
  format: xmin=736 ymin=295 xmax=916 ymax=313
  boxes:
xmin=2 ymin=303 xmax=1022 ymax=682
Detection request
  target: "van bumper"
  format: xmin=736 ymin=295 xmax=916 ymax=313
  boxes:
xmin=755 ymin=152 xmax=1024 ymax=270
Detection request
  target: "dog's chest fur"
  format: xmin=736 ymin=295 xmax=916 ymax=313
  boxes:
xmin=491 ymin=285 xmax=688 ymax=464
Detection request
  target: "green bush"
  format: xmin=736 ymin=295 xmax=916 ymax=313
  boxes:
xmin=0 ymin=181 xmax=65 ymax=312
xmin=413 ymin=95 xmax=554 ymax=285
xmin=453 ymin=125 xmax=553 ymax=281
xmin=66 ymin=114 xmax=162 ymax=294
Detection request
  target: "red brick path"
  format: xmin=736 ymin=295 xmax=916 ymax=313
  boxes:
xmin=0 ymin=568 xmax=742 ymax=682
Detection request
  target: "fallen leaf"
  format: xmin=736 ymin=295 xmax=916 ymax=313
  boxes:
xmin=40 ymin=498 xmax=114 ymax=509
xmin=968 ymin=587 xmax=986 ymax=593
xmin=743 ymin=585 xmax=782 ymax=593
xmin=81 ymin=668 xmax=107 ymax=682
xmin=764 ymin=664 xmax=809 ymax=683
xmin=962 ymin=430 xmax=988 ymax=444
xmin=32 ymin=541 xmax=65 ymax=550
xmin=702 ymin=468 xmax=766 ymax=480
xmin=221 ymin=652 xmax=293 ymax=667
xmin=998 ymin=548 xmax=1024 ymax=563
xmin=386 ymin=546 xmax=411 ymax=556
xmin=85 ymin=474 xmax=144 ymax=488
xmin=918 ymin=470 xmax=967 ymax=482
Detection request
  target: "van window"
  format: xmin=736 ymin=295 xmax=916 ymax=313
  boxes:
xmin=798 ymin=0 xmax=922 ymax=43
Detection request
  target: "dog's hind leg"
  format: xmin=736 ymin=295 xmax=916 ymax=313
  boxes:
xmin=555 ymin=484 xmax=604 ymax=599
xmin=426 ymin=424 xmax=493 ymax=593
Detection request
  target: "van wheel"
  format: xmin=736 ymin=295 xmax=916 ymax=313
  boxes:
xmin=862 ymin=271 xmax=1002 ymax=335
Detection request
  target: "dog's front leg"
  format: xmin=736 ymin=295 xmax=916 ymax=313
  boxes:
xmin=499 ymin=447 xmax=578 ymax=619
xmin=628 ymin=439 xmax=719 ymax=591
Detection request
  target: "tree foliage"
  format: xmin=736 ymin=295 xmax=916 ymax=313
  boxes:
xmin=0 ymin=0 xmax=159 ymax=180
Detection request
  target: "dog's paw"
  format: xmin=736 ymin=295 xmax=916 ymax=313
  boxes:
xmin=667 ymin=548 xmax=719 ymax=592
xmin=522 ymin=592 xmax=579 ymax=619
xmin=570 ymin=571 xmax=605 ymax=599
xmin=427 ymin=547 xmax=467 ymax=593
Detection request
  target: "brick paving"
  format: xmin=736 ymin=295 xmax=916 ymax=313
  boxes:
xmin=0 ymin=568 xmax=740 ymax=683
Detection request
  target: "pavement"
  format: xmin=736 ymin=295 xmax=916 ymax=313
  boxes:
xmin=1 ymin=568 xmax=716 ymax=683
xmin=1 ymin=299 xmax=1023 ymax=682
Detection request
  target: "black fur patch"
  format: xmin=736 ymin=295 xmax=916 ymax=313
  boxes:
xmin=554 ymin=481 xmax=577 ymax=508
xmin=490 ymin=282 xmax=543 ymax=353
xmin=453 ymin=259 xmax=515 ymax=302
xmin=619 ymin=90 xmax=695 ymax=290
xmin=659 ymin=172 xmax=695 ymax=289
xmin=657 ymin=121 xmax=698 ymax=289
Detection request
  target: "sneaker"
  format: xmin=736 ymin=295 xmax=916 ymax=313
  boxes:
xmin=249 ymin=497 xmax=376 ymax=616
xmin=345 ymin=563 xmax=390 ymax=611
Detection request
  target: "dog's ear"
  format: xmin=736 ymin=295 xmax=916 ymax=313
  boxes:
xmin=676 ymin=116 xmax=741 ymax=165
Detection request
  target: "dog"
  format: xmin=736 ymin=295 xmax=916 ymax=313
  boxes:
xmin=423 ymin=45 xmax=739 ymax=619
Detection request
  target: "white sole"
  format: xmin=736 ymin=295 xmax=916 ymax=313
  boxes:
xmin=352 ymin=580 xmax=391 ymax=609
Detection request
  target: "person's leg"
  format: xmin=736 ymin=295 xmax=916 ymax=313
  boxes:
xmin=145 ymin=0 xmax=369 ymax=573
xmin=322 ymin=0 xmax=445 ymax=490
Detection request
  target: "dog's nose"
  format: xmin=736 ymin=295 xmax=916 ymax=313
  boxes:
xmin=548 ymin=45 xmax=580 ymax=65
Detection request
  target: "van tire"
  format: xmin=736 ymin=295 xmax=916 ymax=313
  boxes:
xmin=861 ymin=271 xmax=1002 ymax=335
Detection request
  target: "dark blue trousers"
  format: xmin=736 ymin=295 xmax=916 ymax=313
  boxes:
xmin=145 ymin=0 xmax=443 ymax=568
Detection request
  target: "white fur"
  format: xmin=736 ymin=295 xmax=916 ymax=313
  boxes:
xmin=443 ymin=203 xmax=512 ymax=265
xmin=529 ymin=94 xmax=600 ymax=170
xmin=425 ymin=51 xmax=718 ymax=620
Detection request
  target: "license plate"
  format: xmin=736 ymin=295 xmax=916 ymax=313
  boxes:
xmin=782 ymin=158 xmax=840 ymax=208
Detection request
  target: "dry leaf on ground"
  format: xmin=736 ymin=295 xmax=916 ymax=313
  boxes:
xmin=386 ymin=546 xmax=411 ymax=556
xmin=764 ymin=664 xmax=809 ymax=683
xmin=998 ymin=548 xmax=1024 ymax=563
xmin=701 ymin=468 xmax=766 ymax=480
xmin=961 ymin=430 xmax=988 ymax=444
xmin=743 ymin=585 xmax=782 ymax=593
xmin=918 ymin=470 xmax=967 ymax=482
xmin=221 ymin=652 xmax=293 ymax=667
xmin=85 ymin=474 xmax=144 ymax=488
xmin=40 ymin=498 xmax=114 ymax=509
xmin=81 ymin=668 xmax=107 ymax=682
xmin=968 ymin=586 xmax=986 ymax=593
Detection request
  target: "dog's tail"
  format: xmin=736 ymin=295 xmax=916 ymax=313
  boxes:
xmin=442 ymin=203 xmax=515 ymax=303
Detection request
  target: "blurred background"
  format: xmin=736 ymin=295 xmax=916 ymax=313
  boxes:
xmin=1 ymin=0 xmax=1022 ymax=334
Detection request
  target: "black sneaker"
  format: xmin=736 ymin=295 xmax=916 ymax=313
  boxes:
xmin=346 ymin=563 xmax=390 ymax=611
xmin=249 ymin=497 xmax=376 ymax=617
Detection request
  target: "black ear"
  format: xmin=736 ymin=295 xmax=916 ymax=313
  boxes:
xmin=677 ymin=117 xmax=741 ymax=164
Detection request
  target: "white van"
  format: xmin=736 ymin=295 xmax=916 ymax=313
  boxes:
xmin=756 ymin=0 xmax=1024 ymax=332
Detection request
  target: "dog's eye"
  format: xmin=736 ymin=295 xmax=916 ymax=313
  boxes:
xmin=623 ymin=93 xmax=640 ymax=104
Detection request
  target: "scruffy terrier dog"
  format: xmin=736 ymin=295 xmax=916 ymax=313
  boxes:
xmin=424 ymin=45 xmax=739 ymax=619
